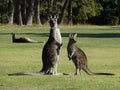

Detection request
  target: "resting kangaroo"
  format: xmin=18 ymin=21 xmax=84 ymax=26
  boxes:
xmin=8 ymin=15 xmax=62 ymax=76
xmin=67 ymin=33 xmax=114 ymax=75
xmin=11 ymin=32 xmax=39 ymax=43
xmin=40 ymin=15 xmax=62 ymax=75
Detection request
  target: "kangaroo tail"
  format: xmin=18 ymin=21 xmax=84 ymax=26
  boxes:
xmin=29 ymin=40 xmax=44 ymax=43
xmin=82 ymin=66 xmax=114 ymax=75
xmin=93 ymin=72 xmax=115 ymax=75
xmin=82 ymin=66 xmax=94 ymax=75
xmin=25 ymin=38 xmax=44 ymax=43
xmin=8 ymin=71 xmax=45 ymax=76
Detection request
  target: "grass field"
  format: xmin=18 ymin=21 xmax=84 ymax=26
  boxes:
xmin=0 ymin=25 xmax=120 ymax=90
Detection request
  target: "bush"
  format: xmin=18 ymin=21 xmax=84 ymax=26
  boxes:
xmin=107 ymin=16 xmax=119 ymax=25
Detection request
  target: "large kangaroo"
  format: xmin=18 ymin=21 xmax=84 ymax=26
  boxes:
xmin=11 ymin=32 xmax=39 ymax=43
xmin=40 ymin=15 xmax=62 ymax=75
xmin=8 ymin=15 xmax=62 ymax=76
xmin=67 ymin=33 xmax=114 ymax=75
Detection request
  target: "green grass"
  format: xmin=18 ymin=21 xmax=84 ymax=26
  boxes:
xmin=0 ymin=25 xmax=120 ymax=90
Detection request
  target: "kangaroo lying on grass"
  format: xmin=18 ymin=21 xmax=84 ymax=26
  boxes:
xmin=8 ymin=15 xmax=63 ymax=76
xmin=11 ymin=32 xmax=40 ymax=43
xmin=67 ymin=33 xmax=114 ymax=75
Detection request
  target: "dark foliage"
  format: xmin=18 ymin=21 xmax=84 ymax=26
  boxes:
xmin=0 ymin=0 xmax=119 ymax=25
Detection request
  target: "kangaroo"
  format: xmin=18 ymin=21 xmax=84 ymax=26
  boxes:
xmin=40 ymin=15 xmax=62 ymax=75
xmin=67 ymin=33 xmax=114 ymax=75
xmin=11 ymin=32 xmax=40 ymax=43
xmin=8 ymin=15 xmax=62 ymax=76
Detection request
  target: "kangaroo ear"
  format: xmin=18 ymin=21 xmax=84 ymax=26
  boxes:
xmin=48 ymin=15 xmax=52 ymax=21
xmin=54 ymin=14 xmax=59 ymax=19
xmin=54 ymin=15 xmax=57 ymax=19
xmin=56 ymin=14 xmax=59 ymax=19
xmin=73 ymin=33 xmax=77 ymax=39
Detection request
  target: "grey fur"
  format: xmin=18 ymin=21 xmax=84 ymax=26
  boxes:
xmin=67 ymin=33 xmax=114 ymax=75
xmin=40 ymin=15 xmax=62 ymax=75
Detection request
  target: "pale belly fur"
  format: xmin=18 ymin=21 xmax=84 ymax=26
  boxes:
xmin=54 ymin=28 xmax=62 ymax=44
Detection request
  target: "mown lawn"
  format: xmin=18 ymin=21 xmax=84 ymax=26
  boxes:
xmin=0 ymin=25 xmax=120 ymax=90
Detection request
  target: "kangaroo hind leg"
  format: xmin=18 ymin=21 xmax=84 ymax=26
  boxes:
xmin=75 ymin=68 xmax=81 ymax=75
xmin=52 ymin=56 xmax=59 ymax=75
xmin=74 ymin=62 xmax=81 ymax=75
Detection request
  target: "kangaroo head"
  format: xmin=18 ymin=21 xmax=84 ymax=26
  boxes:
xmin=69 ymin=33 xmax=77 ymax=44
xmin=48 ymin=15 xmax=58 ymax=28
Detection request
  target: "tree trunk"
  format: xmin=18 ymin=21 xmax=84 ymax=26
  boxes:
xmin=8 ymin=0 xmax=14 ymax=25
xmin=0 ymin=13 xmax=1 ymax=23
xmin=17 ymin=0 xmax=23 ymax=25
xmin=26 ymin=0 xmax=34 ymax=25
xmin=68 ymin=0 xmax=73 ymax=25
xmin=23 ymin=0 xmax=27 ymax=24
xmin=58 ymin=0 xmax=69 ymax=24
xmin=49 ymin=0 xmax=54 ymax=13
xmin=118 ymin=0 xmax=120 ymax=24
xmin=35 ymin=0 xmax=41 ymax=25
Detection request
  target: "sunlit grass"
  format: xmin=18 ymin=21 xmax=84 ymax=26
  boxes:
xmin=0 ymin=25 xmax=120 ymax=90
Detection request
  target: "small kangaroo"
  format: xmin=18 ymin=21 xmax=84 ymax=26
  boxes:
xmin=40 ymin=15 xmax=62 ymax=75
xmin=11 ymin=32 xmax=39 ymax=43
xmin=67 ymin=33 xmax=114 ymax=75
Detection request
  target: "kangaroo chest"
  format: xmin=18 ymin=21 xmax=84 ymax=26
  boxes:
xmin=54 ymin=28 xmax=62 ymax=44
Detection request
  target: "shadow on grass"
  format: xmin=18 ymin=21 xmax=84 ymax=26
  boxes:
xmin=0 ymin=32 xmax=120 ymax=38
xmin=61 ymin=33 xmax=120 ymax=38
xmin=8 ymin=72 xmax=69 ymax=76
